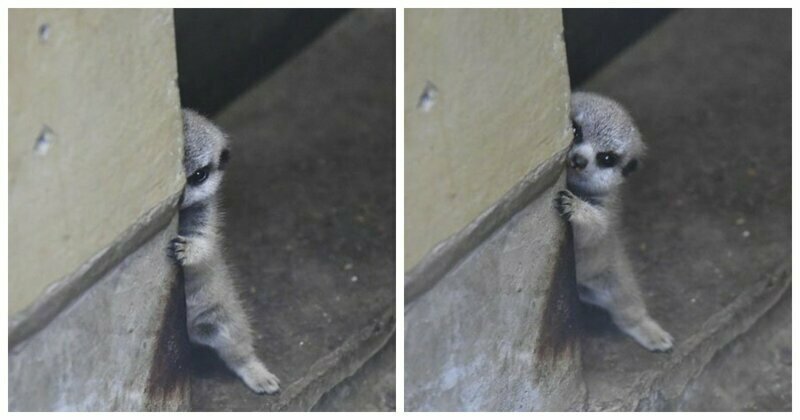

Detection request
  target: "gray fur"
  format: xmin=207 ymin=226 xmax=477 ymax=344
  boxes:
xmin=177 ymin=202 xmax=209 ymax=237
xmin=169 ymin=109 xmax=280 ymax=394
xmin=555 ymin=92 xmax=673 ymax=352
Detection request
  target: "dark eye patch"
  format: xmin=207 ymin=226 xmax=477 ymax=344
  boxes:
xmin=187 ymin=164 xmax=211 ymax=186
xmin=596 ymin=151 xmax=619 ymax=168
xmin=571 ymin=119 xmax=583 ymax=144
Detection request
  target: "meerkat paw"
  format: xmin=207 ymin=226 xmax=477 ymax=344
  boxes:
xmin=168 ymin=235 xmax=208 ymax=266
xmin=625 ymin=317 xmax=674 ymax=352
xmin=168 ymin=236 xmax=190 ymax=265
xmin=238 ymin=359 xmax=280 ymax=395
xmin=554 ymin=190 xmax=577 ymax=220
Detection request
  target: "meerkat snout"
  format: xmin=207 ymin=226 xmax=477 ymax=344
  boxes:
xmin=569 ymin=152 xmax=589 ymax=170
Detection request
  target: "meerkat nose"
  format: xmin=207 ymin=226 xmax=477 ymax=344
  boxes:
xmin=570 ymin=153 xmax=588 ymax=170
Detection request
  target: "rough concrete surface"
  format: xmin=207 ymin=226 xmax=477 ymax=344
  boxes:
xmin=577 ymin=9 xmax=790 ymax=410
xmin=9 ymin=190 xmax=181 ymax=348
xmin=405 ymin=148 xmax=565 ymax=304
xmin=9 ymin=218 xmax=190 ymax=411
xmin=678 ymin=292 xmax=791 ymax=411
xmin=312 ymin=336 xmax=396 ymax=411
xmin=405 ymin=173 xmax=586 ymax=411
xmin=189 ymin=9 xmax=395 ymax=411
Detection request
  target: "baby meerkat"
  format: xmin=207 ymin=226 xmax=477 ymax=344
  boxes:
xmin=555 ymin=92 xmax=673 ymax=352
xmin=169 ymin=109 xmax=280 ymax=394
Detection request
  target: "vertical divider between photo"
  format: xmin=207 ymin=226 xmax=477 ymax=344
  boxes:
xmin=395 ymin=6 xmax=405 ymax=414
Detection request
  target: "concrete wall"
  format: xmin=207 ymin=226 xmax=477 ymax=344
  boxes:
xmin=405 ymin=176 xmax=585 ymax=411
xmin=9 ymin=220 xmax=190 ymax=411
xmin=8 ymin=9 xmax=189 ymax=411
xmin=404 ymin=9 xmax=572 ymax=269
xmin=8 ymin=9 xmax=184 ymax=315
xmin=404 ymin=9 xmax=583 ymax=410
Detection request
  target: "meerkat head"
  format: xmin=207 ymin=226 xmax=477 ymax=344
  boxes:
xmin=566 ymin=92 xmax=645 ymax=198
xmin=180 ymin=109 xmax=230 ymax=209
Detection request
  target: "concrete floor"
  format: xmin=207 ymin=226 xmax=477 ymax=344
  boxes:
xmin=187 ymin=9 xmax=395 ymax=411
xmin=312 ymin=335 xmax=396 ymax=411
xmin=678 ymin=291 xmax=791 ymax=411
xmin=578 ymin=9 xmax=790 ymax=410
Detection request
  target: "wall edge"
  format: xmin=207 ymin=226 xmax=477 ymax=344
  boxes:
xmin=9 ymin=190 xmax=183 ymax=348
xmin=405 ymin=147 xmax=568 ymax=304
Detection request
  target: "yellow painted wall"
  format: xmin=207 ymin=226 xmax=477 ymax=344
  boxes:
xmin=404 ymin=9 xmax=572 ymax=269
xmin=8 ymin=9 xmax=184 ymax=314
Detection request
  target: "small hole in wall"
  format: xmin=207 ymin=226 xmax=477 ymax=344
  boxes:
xmin=38 ymin=23 xmax=50 ymax=42
xmin=34 ymin=126 xmax=55 ymax=155
xmin=417 ymin=81 xmax=438 ymax=112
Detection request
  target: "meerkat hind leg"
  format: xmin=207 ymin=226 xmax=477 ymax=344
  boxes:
xmin=616 ymin=314 xmax=674 ymax=352
xmin=577 ymin=284 xmax=606 ymax=307
xmin=215 ymin=340 xmax=281 ymax=395
xmin=189 ymin=310 xmax=280 ymax=394
xmin=605 ymin=286 xmax=673 ymax=352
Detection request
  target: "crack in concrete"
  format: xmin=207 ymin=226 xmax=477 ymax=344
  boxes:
xmin=586 ymin=262 xmax=790 ymax=411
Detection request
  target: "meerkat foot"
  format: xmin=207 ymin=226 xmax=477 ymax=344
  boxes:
xmin=554 ymin=190 xmax=577 ymax=220
xmin=236 ymin=358 xmax=280 ymax=395
xmin=623 ymin=317 xmax=674 ymax=352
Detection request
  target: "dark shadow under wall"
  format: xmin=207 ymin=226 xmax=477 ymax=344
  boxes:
xmin=145 ymin=269 xmax=191 ymax=411
xmin=174 ymin=9 xmax=348 ymax=116
xmin=563 ymin=9 xmax=675 ymax=87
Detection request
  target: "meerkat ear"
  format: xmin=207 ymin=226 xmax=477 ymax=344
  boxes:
xmin=622 ymin=159 xmax=638 ymax=177
xmin=219 ymin=148 xmax=230 ymax=171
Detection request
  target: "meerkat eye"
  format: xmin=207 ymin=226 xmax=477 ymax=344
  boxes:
xmin=596 ymin=152 xmax=619 ymax=168
xmin=571 ymin=119 xmax=583 ymax=144
xmin=187 ymin=165 xmax=211 ymax=186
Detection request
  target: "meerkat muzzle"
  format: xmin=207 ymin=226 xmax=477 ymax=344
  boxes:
xmin=570 ymin=153 xmax=588 ymax=170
